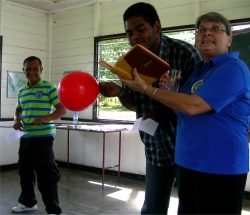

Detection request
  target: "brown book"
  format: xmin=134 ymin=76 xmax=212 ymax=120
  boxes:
xmin=98 ymin=44 xmax=171 ymax=85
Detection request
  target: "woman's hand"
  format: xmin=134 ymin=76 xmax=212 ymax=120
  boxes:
xmin=120 ymin=68 xmax=146 ymax=93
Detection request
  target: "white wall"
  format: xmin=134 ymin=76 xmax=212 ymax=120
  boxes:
xmin=51 ymin=5 xmax=95 ymax=119
xmin=0 ymin=2 xmax=48 ymax=118
xmin=0 ymin=0 xmax=250 ymax=191
xmin=53 ymin=124 xmax=146 ymax=175
xmin=0 ymin=122 xmax=19 ymax=165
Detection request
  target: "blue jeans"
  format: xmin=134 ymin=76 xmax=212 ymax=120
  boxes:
xmin=141 ymin=161 xmax=180 ymax=214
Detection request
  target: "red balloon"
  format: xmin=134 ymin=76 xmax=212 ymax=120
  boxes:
xmin=58 ymin=71 xmax=99 ymax=111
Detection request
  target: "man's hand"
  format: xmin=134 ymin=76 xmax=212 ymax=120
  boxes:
xmin=32 ymin=103 xmax=66 ymax=125
xmin=13 ymin=108 xmax=23 ymax=131
xmin=13 ymin=120 xmax=23 ymax=131
xmin=159 ymin=72 xmax=169 ymax=89
xmin=99 ymin=82 xmax=121 ymax=97
xmin=32 ymin=117 xmax=48 ymax=125
xmin=142 ymin=111 xmax=158 ymax=122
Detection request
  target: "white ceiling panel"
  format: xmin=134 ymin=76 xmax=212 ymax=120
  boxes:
xmin=4 ymin=0 xmax=98 ymax=12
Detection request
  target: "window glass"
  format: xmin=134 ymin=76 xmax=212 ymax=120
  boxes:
xmin=232 ymin=24 xmax=250 ymax=31
xmin=163 ymin=30 xmax=195 ymax=45
xmin=98 ymin=38 xmax=134 ymax=121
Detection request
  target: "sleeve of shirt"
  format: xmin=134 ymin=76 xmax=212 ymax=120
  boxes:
xmin=49 ymin=84 xmax=60 ymax=106
xmin=195 ymin=60 xmax=249 ymax=113
xmin=16 ymin=100 xmax=21 ymax=109
xmin=123 ymin=83 xmax=133 ymax=94
xmin=16 ymin=90 xmax=22 ymax=109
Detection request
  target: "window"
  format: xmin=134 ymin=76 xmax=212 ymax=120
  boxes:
xmin=95 ymin=28 xmax=196 ymax=122
xmin=94 ymin=22 xmax=250 ymax=122
xmin=96 ymin=37 xmax=135 ymax=121
xmin=0 ymin=36 xmax=2 ymax=119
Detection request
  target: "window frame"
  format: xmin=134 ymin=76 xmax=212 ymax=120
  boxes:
xmin=0 ymin=36 xmax=2 ymax=120
xmin=93 ymin=33 xmax=131 ymax=124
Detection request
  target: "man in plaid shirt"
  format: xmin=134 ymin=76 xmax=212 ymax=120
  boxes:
xmin=99 ymin=2 xmax=201 ymax=214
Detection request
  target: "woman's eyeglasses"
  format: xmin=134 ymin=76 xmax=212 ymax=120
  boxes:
xmin=195 ymin=26 xmax=227 ymax=35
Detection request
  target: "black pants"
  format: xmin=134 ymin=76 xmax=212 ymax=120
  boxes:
xmin=178 ymin=167 xmax=247 ymax=215
xmin=18 ymin=137 xmax=61 ymax=214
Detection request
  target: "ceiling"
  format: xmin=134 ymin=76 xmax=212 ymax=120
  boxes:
xmin=4 ymin=0 xmax=102 ymax=12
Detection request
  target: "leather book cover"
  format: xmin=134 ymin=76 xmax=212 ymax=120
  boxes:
xmin=98 ymin=44 xmax=171 ymax=84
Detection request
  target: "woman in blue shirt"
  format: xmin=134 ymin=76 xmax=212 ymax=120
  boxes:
xmin=120 ymin=12 xmax=250 ymax=214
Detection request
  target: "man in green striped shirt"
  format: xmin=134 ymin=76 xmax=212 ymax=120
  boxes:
xmin=12 ymin=56 xmax=67 ymax=215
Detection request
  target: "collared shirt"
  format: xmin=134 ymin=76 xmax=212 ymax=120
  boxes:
xmin=17 ymin=78 xmax=60 ymax=138
xmin=176 ymin=52 xmax=250 ymax=174
xmin=124 ymin=35 xmax=201 ymax=166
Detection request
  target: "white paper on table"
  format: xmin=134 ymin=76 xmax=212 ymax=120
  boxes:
xmin=132 ymin=117 xmax=159 ymax=136
xmin=5 ymin=130 xmax=24 ymax=143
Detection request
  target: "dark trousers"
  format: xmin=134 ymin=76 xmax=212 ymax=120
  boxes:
xmin=141 ymin=161 xmax=180 ymax=214
xmin=178 ymin=167 xmax=247 ymax=215
xmin=18 ymin=137 xmax=62 ymax=214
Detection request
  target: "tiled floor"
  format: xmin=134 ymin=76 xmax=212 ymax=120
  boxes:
xmin=0 ymin=167 xmax=249 ymax=215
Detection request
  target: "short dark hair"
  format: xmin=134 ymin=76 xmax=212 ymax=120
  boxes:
xmin=123 ymin=2 xmax=160 ymax=27
xmin=23 ymin=56 xmax=42 ymax=67
xmin=195 ymin=12 xmax=232 ymax=36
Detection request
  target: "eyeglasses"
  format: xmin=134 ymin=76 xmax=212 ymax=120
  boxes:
xmin=195 ymin=26 xmax=227 ymax=35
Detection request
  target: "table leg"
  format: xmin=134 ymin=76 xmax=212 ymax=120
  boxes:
xmin=102 ymin=131 xmax=122 ymax=186
xmin=102 ymin=132 xmax=106 ymax=186
xmin=118 ymin=131 xmax=121 ymax=181
xmin=67 ymin=130 xmax=69 ymax=169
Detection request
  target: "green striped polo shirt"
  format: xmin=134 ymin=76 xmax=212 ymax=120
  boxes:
xmin=17 ymin=78 xmax=60 ymax=138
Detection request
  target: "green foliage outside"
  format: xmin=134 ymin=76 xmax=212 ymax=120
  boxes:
xmin=164 ymin=31 xmax=195 ymax=45
xmin=98 ymin=38 xmax=131 ymax=114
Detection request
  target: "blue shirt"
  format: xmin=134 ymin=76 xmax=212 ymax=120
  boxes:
xmin=124 ymin=35 xmax=201 ymax=166
xmin=176 ymin=52 xmax=250 ymax=174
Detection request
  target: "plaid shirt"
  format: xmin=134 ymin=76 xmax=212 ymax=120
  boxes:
xmin=124 ymin=35 xmax=201 ymax=166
